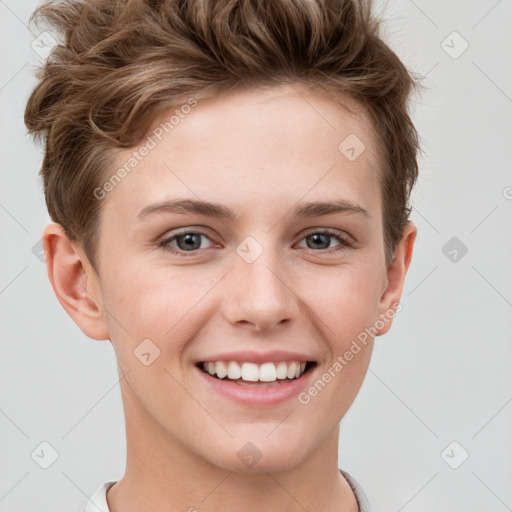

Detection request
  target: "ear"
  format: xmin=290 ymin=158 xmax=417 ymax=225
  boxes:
xmin=42 ymin=222 xmax=109 ymax=341
xmin=375 ymin=221 xmax=417 ymax=336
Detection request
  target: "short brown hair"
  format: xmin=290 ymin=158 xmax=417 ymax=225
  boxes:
xmin=25 ymin=0 xmax=422 ymax=270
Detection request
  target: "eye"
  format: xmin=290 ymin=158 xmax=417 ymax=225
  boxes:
xmin=296 ymin=229 xmax=352 ymax=253
xmin=159 ymin=230 xmax=216 ymax=256
xmin=159 ymin=228 xmax=352 ymax=257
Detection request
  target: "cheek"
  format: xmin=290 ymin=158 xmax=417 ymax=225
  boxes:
xmin=304 ymin=265 xmax=382 ymax=342
xmin=101 ymin=254 xmax=383 ymax=364
xmin=100 ymin=263 xmax=216 ymax=356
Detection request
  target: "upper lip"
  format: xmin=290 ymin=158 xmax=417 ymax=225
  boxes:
xmin=196 ymin=350 xmax=316 ymax=365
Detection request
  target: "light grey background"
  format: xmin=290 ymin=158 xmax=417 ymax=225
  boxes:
xmin=1 ymin=1 xmax=511 ymax=511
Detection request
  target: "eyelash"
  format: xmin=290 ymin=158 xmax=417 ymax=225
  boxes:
xmin=159 ymin=229 xmax=353 ymax=257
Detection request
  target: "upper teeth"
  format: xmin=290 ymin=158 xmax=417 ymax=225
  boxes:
xmin=201 ymin=361 xmax=307 ymax=382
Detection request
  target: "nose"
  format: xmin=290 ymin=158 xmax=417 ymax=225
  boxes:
xmin=221 ymin=247 xmax=299 ymax=332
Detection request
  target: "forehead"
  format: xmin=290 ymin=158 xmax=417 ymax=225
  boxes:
xmin=105 ymin=83 xmax=383 ymax=223
xmin=150 ymin=83 xmax=380 ymax=164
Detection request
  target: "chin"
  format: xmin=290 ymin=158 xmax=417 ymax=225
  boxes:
xmin=200 ymin=435 xmax=312 ymax=475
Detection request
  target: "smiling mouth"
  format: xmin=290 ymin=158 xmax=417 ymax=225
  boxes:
xmin=196 ymin=360 xmax=317 ymax=386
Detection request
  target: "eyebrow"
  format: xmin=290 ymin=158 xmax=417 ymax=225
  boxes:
xmin=137 ymin=198 xmax=371 ymax=222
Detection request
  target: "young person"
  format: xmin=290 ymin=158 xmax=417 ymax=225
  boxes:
xmin=25 ymin=0 xmax=421 ymax=510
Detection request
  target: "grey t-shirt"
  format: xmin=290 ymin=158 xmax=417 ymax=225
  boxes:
xmin=84 ymin=469 xmax=371 ymax=512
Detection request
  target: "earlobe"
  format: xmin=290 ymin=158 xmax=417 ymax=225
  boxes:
xmin=375 ymin=222 xmax=417 ymax=337
xmin=43 ymin=222 xmax=109 ymax=341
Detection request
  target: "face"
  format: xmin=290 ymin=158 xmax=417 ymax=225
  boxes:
xmin=82 ymin=84 xmax=409 ymax=472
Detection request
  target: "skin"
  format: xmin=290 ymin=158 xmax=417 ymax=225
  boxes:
xmin=43 ymin=83 xmax=416 ymax=512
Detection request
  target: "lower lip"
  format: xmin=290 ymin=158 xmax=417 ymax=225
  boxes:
xmin=195 ymin=365 xmax=316 ymax=407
